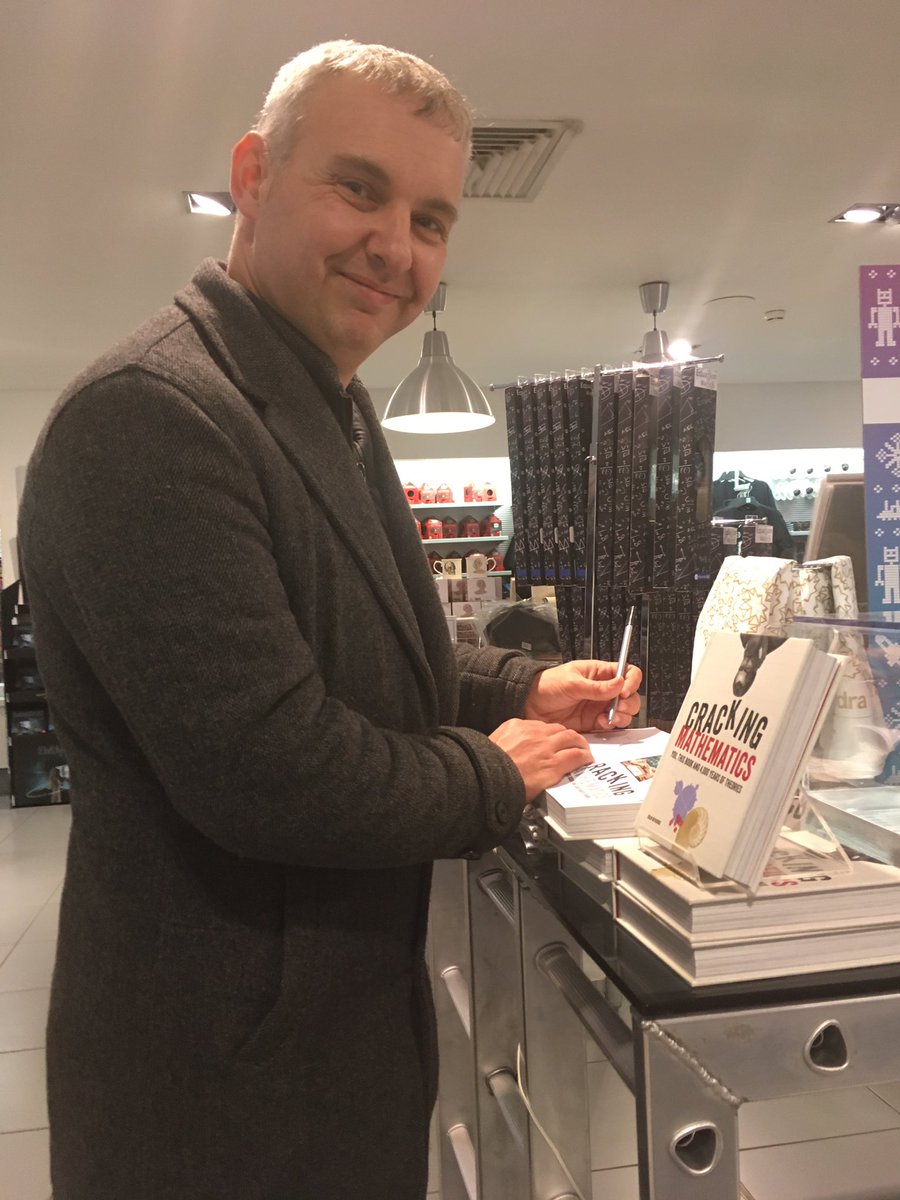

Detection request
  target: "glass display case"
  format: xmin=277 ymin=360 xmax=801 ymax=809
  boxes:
xmin=793 ymin=613 xmax=900 ymax=867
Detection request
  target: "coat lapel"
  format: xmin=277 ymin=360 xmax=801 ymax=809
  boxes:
xmin=175 ymin=262 xmax=441 ymax=721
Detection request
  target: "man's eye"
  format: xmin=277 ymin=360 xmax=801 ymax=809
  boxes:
xmin=340 ymin=179 xmax=370 ymax=200
xmin=414 ymin=215 xmax=448 ymax=241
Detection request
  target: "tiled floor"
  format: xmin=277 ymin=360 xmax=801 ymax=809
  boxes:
xmin=5 ymin=802 xmax=900 ymax=1200
xmin=0 ymin=800 xmax=64 ymax=1200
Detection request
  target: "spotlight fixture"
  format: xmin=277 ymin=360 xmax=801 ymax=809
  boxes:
xmin=183 ymin=191 xmax=236 ymax=217
xmin=830 ymin=203 xmax=900 ymax=225
xmin=667 ymin=337 xmax=694 ymax=361
xmin=382 ymin=284 xmax=494 ymax=434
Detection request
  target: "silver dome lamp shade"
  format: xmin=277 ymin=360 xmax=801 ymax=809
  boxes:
xmin=638 ymin=280 xmax=672 ymax=364
xmin=382 ymin=283 xmax=495 ymax=434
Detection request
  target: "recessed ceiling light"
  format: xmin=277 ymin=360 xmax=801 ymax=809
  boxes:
xmin=830 ymin=203 xmax=900 ymax=224
xmin=184 ymin=191 xmax=235 ymax=217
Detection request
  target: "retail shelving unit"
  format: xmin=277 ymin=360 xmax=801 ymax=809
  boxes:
xmin=1 ymin=579 xmax=69 ymax=807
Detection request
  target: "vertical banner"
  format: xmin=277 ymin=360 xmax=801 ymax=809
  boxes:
xmin=860 ymin=265 xmax=900 ymax=611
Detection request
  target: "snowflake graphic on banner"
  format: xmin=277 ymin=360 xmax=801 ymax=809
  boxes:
xmin=876 ymin=433 xmax=900 ymax=477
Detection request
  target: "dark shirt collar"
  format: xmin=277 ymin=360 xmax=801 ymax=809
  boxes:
xmin=243 ymin=289 xmax=354 ymax=443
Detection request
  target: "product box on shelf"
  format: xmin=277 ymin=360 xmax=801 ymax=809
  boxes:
xmin=504 ymin=385 xmax=531 ymax=588
xmin=651 ymin=366 xmax=676 ymax=589
xmin=8 ymin=734 xmax=70 ymax=807
xmin=628 ymin=370 xmax=653 ymax=593
xmin=672 ymin=363 xmax=718 ymax=586
xmin=534 ymin=377 xmax=559 ymax=583
xmin=520 ymin=382 xmax=546 ymax=583
xmin=612 ymin=371 xmax=634 ymax=590
xmin=672 ymin=364 xmax=697 ymax=586
xmin=593 ymin=371 xmax=617 ymax=587
xmin=564 ymin=375 xmax=593 ymax=583
xmin=466 ymin=575 xmax=501 ymax=604
xmin=550 ymin=377 xmax=575 ymax=581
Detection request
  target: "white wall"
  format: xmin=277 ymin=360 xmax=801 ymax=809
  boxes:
xmin=0 ymin=391 xmax=57 ymax=581
xmin=713 ymin=381 xmax=864 ymax=451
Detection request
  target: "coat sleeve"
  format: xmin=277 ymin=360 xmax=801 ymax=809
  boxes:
xmin=454 ymin=643 xmax=547 ymax=734
xmin=20 ymin=373 xmax=527 ymax=869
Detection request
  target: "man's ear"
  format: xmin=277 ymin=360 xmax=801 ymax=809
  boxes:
xmin=230 ymin=132 xmax=269 ymax=219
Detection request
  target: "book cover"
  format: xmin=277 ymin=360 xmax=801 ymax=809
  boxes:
xmin=634 ymin=632 xmax=843 ymax=890
xmin=616 ymin=887 xmax=900 ymax=985
xmin=543 ymin=727 xmax=671 ymax=838
xmin=616 ymin=840 xmax=900 ymax=938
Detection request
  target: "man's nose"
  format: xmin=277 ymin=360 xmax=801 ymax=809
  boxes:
xmin=366 ymin=204 xmax=413 ymax=274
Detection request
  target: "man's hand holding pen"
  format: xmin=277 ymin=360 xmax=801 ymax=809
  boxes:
xmin=522 ymin=658 xmax=642 ymax=732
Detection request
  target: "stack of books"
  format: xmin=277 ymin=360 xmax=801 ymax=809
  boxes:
xmin=542 ymin=727 xmax=671 ymax=839
xmin=614 ymin=630 xmax=900 ymax=983
xmin=614 ymin=839 xmax=900 ymax=984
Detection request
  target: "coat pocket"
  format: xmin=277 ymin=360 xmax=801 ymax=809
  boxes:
xmin=152 ymin=921 xmax=288 ymax=1066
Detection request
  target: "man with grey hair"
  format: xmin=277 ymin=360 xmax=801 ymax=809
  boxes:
xmin=20 ymin=40 xmax=639 ymax=1199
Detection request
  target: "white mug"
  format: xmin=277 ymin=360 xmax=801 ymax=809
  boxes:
xmin=466 ymin=553 xmax=496 ymax=576
xmin=433 ymin=557 xmax=463 ymax=578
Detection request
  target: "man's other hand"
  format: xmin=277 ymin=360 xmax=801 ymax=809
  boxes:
xmin=489 ymin=719 xmax=592 ymax=802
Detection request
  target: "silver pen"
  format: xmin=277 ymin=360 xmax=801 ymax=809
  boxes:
xmin=607 ymin=605 xmax=636 ymax=725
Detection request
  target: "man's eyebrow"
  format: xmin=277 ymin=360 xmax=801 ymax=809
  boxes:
xmin=330 ymin=154 xmax=459 ymax=225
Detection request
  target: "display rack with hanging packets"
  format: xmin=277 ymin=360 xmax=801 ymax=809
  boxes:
xmin=505 ymin=362 xmax=722 ymax=724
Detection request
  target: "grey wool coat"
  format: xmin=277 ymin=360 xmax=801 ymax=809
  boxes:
xmin=18 ymin=259 xmax=542 ymax=1200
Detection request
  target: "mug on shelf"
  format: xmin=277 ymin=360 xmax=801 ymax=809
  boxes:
xmin=433 ymin=556 xmax=463 ymax=578
xmin=466 ymin=553 xmax=496 ymax=575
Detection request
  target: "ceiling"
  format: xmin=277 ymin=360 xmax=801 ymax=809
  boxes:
xmin=4 ymin=0 xmax=900 ymax=399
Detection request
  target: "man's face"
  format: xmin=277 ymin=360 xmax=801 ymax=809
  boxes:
xmin=230 ymin=74 xmax=467 ymax=383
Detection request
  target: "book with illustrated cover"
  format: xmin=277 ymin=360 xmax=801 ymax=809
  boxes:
xmin=615 ymin=886 xmax=900 ymax=985
xmin=616 ymin=839 xmax=900 ymax=938
xmin=543 ymin=727 xmax=671 ymax=838
xmin=634 ymin=632 xmax=843 ymax=890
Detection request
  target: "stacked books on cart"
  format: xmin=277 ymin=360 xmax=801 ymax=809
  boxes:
xmin=614 ymin=837 xmax=900 ymax=984
xmin=545 ymin=630 xmax=900 ymax=985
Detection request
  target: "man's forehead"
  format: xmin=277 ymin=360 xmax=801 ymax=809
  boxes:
xmin=300 ymin=73 xmax=463 ymax=152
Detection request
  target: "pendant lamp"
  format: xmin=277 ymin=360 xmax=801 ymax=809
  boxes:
xmin=638 ymin=280 xmax=672 ymax=364
xmin=382 ymin=283 xmax=494 ymax=434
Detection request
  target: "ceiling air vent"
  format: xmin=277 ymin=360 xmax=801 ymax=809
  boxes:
xmin=465 ymin=119 xmax=582 ymax=201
